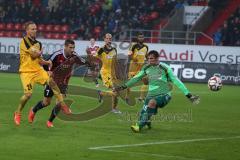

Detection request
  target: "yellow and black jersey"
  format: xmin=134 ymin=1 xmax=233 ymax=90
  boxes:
xmin=96 ymin=45 xmax=117 ymax=73
xmin=128 ymin=43 xmax=148 ymax=77
xmin=19 ymin=36 xmax=43 ymax=73
xmin=129 ymin=43 xmax=148 ymax=64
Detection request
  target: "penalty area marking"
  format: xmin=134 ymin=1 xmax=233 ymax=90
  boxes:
xmin=89 ymin=135 xmax=240 ymax=150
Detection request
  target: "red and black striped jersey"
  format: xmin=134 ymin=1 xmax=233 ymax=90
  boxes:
xmin=49 ymin=49 xmax=86 ymax=85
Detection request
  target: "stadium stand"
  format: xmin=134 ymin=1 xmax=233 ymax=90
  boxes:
xmin=0 ymin=0 xmax=239 ymax=46
xmin=0 ymin=0 xmax=180 ymax=40
xmin=197 ymin=0 xmax=240 ymax=45
xmin=213 ymin=6 xmax=240 ymax=46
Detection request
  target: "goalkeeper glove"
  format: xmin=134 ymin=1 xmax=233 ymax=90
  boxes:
xmin=186 ymin=93 xmax=200 ymax=105
xmin=114 ymin=85 xmax=127 ymax=92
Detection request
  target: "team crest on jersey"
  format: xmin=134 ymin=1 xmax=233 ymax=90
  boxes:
xmin=106 ymin=55 xmax=114 ymax=59
xmin=62 ymin=64 xmax=71 ymax=69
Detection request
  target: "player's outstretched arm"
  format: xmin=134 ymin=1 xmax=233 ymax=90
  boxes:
xmin=114 ymin=67 xmax=146 ymax=92
xmin=161 ymin=63 xmax=200 ymax=105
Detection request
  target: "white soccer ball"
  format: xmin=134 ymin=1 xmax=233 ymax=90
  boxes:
xmin=208 ymin=76 xmax=222 ymax=91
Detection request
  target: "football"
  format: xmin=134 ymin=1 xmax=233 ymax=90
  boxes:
xmin=208 ymin=76 xmax=222 ymax=91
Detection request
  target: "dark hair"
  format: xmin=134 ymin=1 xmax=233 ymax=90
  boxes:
xmin=147 ymin=50 xmax=159 ymax=58
xmin=24 ymin=21 xmax=36 ymax=30
xmin=64 ymin=39 xmax=75 ymax=46
xmin=137 ymin=32 xmax=144 ymax=37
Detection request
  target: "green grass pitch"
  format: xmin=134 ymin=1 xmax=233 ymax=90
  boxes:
xmin=0 ymin=72 xmax=239 ymax=160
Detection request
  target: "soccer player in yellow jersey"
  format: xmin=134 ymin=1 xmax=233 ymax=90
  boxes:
xmin=14 ymin=21 xmax=65 ymax=126
xmin=95 ymin=33 xmax=121 ymax=113
xmin=125 ymin=32 xmax=149 ymax=103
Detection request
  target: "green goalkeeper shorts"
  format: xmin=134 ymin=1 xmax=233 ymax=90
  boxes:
xmin=144 ymin=94 xmax=171 ymax=110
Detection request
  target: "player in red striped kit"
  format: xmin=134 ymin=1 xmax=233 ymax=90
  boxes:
xmin=28 ymin=39 xmax=88 ymax=127
xmin=86 ymin=38 xmax=101 ymax=87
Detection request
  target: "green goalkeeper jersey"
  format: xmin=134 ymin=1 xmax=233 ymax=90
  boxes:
xmin=125 ymin=62 xmax=190 ymax=97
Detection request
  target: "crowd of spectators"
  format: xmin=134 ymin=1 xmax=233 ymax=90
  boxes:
xmin=0 ymin=0 xmax=210 ymax=40
xmin=213 ymin=6 xmax=240 ymax=46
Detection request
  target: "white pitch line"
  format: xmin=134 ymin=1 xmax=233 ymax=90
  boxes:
xmin=99 ymin=148 xmax=205 ymax=160
xmin=89 ymin=135 xmax=240 ymax=150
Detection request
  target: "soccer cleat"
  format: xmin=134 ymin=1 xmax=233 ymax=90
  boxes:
xmin=61 ymin=105 xmax=72 ymax=114
xmin=14 ymin=112 xmax=21 ymax=126
xmin=111 ymin=109 xmax=122 ymax=114
xmin=97 ymin=90 xmax=103 ymax=103
xmin=146 ymin=122 xmax=152 ymax=129
xmin=28 ymin=108 xmax=35 ymax=123
xmin=131 ymin=124 xmax=140 ymax=133
xmin=46 ymin=121 xmax=54 ymax=128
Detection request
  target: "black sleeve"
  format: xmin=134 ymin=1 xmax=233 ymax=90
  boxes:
xmin=42 ymin=54 xmax=51 ymax=71
xmin=37 ymin=41 xmax=42 ymax=50
xmin=97 ymin=47 xmax=104 ymax=55
xmin=145 ymin=45 xmax=149 ymax=52
xmin=131 ymin=44 xmax=137 ymax=52
xmin=114 ymin=47 xmax=117 ymax=54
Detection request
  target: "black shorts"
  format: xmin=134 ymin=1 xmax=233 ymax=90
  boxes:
xmin=44 ymin=85 xmax=68 ymax=97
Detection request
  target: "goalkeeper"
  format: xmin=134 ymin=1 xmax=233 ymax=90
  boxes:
xmin=115 ymin=50 xmax=200 ymax=133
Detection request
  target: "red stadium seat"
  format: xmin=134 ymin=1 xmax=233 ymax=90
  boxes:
xmin=0 ymin=23 xmax=6 ymax=30
xmin=14 ymin=23 xmax=22 ymax=31
xmin=5 ymin=31 xmax=14 ymax=37
xmin=21 ymin=23 xmax=26 ymax=30
xmin=144 ymin=38 xmax=151 ymax=43
xmin=44 ymin=33 xmax=52 ymax=39
xmin=53 ymin=25 xmax=61 ymax=32
xmin=13 ymin=31 xmax=22 ymax=37
xmin=53 ymin=33 xmax=60 ymax=39
xmin=61 ymin=34 xmax=69 ymax=39
xmin=0 ymin=31 xmax=4 ymax=37
xmin=45 ymin=24 xmax=54 ymax=32
xmin=37 ymin=24 xmax=46 ymax=32
xmin=69 ymin=34 xmax=77 ymax=39
xmin=6 ymin=23 xmax=14 ymax=30
xmin=61 ymin=25 xmax=69 ymax=33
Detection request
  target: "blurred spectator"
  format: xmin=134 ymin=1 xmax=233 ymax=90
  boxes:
xmin=0 ymin=0 xmax=213 ymax=41
xmin=175 ymin=0 xmax=184 ymax=9
xmin=213 ymin=28 xmax=222 ymax=45
xmin=221 ymin=21 xmax=230 ymax=46
xmin=48 ymin=0 xmax=59 ymax=12
xmin=0 ymin=6 xmax=6 ymax=22
xmin=213 ymin=6 xmax=240 ymax=46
